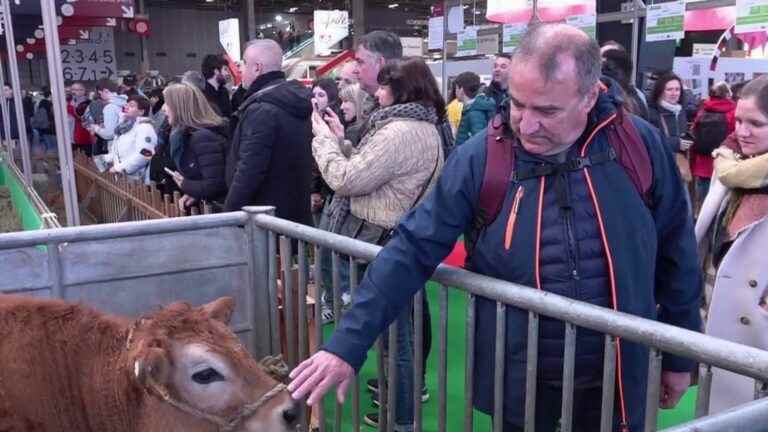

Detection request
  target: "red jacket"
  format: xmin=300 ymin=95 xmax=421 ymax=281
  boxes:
xmin=68 ymin=101 xmax=93 ymax=146
xmin=691 ymin=97 xmax=736 ymax=178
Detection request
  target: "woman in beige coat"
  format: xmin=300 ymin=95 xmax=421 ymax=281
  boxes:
xmin=696 ymin=76 xmax=768 ymax=414
xmin=311 ymin=57 xmax=445 ymax=429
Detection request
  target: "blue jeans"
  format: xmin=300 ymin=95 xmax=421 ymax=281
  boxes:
xmin=33 ymin=130 xmax=57 ymax=153
xmin=386 ymin=307 xmax=415 ymax=430
xmin=318 ymin=205 xmax=351 ymax=306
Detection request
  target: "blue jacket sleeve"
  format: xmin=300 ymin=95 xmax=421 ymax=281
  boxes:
xmin=639 ymin=120 xmax=703 ymax=372
xmin=322 ymin=132 xmax=487 ymax=371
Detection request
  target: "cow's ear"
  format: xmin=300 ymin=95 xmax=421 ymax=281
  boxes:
xmin=133 ymin=346 xmax=170 ymax=387
xmin=200 ymin=297 xmax=234 ymax=325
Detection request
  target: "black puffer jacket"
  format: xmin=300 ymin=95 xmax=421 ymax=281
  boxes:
xmin=224 ymin=71 xmax=313 ymax=226
xmin=178 ymin=125 xmax=229 ymax=203
xmin=648 ymin=104 xmax=689 ymax=153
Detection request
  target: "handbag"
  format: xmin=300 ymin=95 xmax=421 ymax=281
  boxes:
xmin=659 ymin=114 xmax=693 ymax=183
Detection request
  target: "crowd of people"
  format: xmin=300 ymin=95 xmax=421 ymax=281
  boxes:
xmin=3 ymin=21 xmax=768 ymax=431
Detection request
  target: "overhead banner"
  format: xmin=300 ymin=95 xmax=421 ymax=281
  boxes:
xmin=219 ymin=18 xmax=241 ymax=62
xmin=314 ymin=10 xmax=349 ymax=56
xmin=428 ymin=16 xmax=444 ymax=50
xmin=502 ymin=23 xmax=527 ymax=53
xmin=566 ymin=13 xmax=597 ymax=39
xmin=456 ymin=26 xmax=478 ymax=57
xmin=736 ymin=0 xmax=768 ymax=33
xmin=486 ymin=0 xmax=595 ymax=24
xmin=61 ymin=27 xmax=117 ymax=82
xmin=59 ymin=0 xmax=135 ymax=19
xmin=646 ymin=0 xmax=685 ymax=42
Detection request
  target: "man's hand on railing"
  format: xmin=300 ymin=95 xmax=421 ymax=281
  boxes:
xmin=288 ymin=350 xmax=354 ymax=406
xmin=659 ymin=371 xmax=692 ymax=409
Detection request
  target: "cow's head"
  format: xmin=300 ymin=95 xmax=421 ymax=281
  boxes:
xmin=127 ymin=297 xmax=298 ymax=432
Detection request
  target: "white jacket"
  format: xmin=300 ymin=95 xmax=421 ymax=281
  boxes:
xmin=105 ymin=117 xmax=157 ymax=178
xmin=695 ymin=177 xmax=768 ymax=414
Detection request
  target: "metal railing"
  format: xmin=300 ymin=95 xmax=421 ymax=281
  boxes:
xmin=73 ymin=151 xmax=214 ymax=222
xmin=245 ymin=209 xmax=768 ymax=432
xmin=2 ymin=208 xmax=768 ymax=431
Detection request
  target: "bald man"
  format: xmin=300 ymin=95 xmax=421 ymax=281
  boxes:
xmin=289 ymin=24 xmax=701 ymax=431
xmin=224 ymin=39 xmax=313 ymax=226
xmin=337 ymin=61 xmax=358 ymax=91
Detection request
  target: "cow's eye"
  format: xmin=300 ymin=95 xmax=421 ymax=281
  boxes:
xmin=191 ymin=368 xmax=224 ymax=384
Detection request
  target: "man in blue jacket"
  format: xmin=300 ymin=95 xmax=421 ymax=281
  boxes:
xmin=289 ymin=24 xmax=701 ymax=431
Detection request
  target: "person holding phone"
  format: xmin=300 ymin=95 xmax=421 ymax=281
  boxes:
xmin=162 ymin=83 xmax=229 ymax=213
xmin=100 ymin=95 xmax=157 ymax=181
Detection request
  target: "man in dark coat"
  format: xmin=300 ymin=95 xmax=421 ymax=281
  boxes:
xmin=1 ymin=84 xmax=21 ymax=140
xmin=485 ymin=53 xmax=512 ymax=112
xmin=289 ymin=24 xmax=702 ymax=432
xmin=202 ymin=54 xmax=233 ymax=118
xmin=223 ymin=39 xmax=312 ymax=227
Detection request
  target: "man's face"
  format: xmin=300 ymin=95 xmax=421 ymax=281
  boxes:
xmin=2 ymin=86 xmax=12 ymax=99
xmin=492 ymin=57 xmax=512 ymax=87
xmin=71 ymin=83 xmax=86 ymax=99
xmin=338 ymin=62 xmax=358 ymax=90
xmin=98 ymin=88 xmax=111 ymax=102
xmin=508 ymin=57 xmax=598 ymax=155
xmin=241 ymin=48 xmax=262 ymax=89
xmin=124 ymin=100 xmax=143 ymax=118
xmin=216 ymin=66 xmax=232 ymax=86
xmin=354 ymin=45 xmax=385 ymax=95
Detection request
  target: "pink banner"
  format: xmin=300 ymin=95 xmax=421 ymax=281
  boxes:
xmin=486 ymin=1 xmax=595 ymax=24
xmin=684 ymin=6 xmax=736 ymax=31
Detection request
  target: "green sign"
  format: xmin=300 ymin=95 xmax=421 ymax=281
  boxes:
xmin=646 ymin=0 xmax=685 ymax=42
xmin=502 ymin=24 xmax=526 ymax=53
xmin=736 ymin=0 xmax=768 ymax=33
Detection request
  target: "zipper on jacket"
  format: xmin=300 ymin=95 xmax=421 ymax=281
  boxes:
xmin=561 ymin=172 xmax=580 ymax=281
xmin=504 ymin=186 xmax=525 ymax=250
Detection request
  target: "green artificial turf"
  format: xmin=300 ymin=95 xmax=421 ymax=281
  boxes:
xmin=321 ymin=282 xmax=697 ymax=431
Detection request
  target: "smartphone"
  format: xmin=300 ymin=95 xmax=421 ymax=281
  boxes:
xmin=312 ymin=99 xmax=320 ymax=112
xmin=140 ymin=148 xmax=153 ymax=157
xmin=164 ymin=167 xmax=178 ymax=176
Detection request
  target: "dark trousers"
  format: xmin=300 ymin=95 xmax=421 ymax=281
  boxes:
xmin=501 ymin=385 xmax=611 ymax=432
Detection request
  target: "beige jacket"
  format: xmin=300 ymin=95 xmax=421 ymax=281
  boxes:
xmin=313 ymin=117 xmax=443 ymax=228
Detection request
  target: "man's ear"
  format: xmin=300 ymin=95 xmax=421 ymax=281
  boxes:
xmin=581 ymin=83 xmax=601 ymax=112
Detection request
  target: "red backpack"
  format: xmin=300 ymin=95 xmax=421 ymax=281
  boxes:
xmin=466 ymin=109 xmax=653 ymax=257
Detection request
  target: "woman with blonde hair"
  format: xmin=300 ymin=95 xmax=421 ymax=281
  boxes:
xmin=161 ymin=83 xmax=229 ymax=211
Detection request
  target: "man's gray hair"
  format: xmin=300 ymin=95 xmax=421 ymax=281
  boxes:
xmin=512 ymin=23 xmax=602 ymax=96
xmin=244 ymin=39 xmax=284 ymax=72
xmin=357 ymin=31 xmax=402 ymax=61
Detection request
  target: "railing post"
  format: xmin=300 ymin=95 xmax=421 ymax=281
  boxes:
xmin=243 ymin=206 xmax=276 ymax=359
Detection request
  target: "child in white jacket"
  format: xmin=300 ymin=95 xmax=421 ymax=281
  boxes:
xmin=103 ymin=95 xmax=157 ymax=180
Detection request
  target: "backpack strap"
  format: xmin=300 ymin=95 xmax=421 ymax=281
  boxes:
xmin=465 ymin=114 xmax=515 ymax=264
xmin=604 ymin=108 xmax=653 ymax=206
xmin=478 ymin=114 xmax=516 ymax=227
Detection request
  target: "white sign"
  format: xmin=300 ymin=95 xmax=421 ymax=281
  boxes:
xmin=456 ymin=26 xmax=478 ymax=57
xmin=502 ymin=23 xmax=526 ymax=53
xmin=314 ymin=10 xmax=349 ymax=56
xmin=646 ymin=0 xmax=685 ymax=42
xmin=692 ymin=43 xmax=717 ymax=58
xmin=566 ymin=14 xmax=597 ymax=39
xmin=218 ymin=18 xmax=241 ymax=62
xmin=61 ymin=28 xmax=116 ymax=82
xmin=673 ymin=57 xmax=710 ymax=100
xmin=448 ymin=6 xmax=464 ymax=34
xmin=401 ymin=37 xmax=424 ymax=57
xmin=428 ymin=16 xmax=444 ymax=50
xmin=736 ymin=0 xmax=768 ymax=33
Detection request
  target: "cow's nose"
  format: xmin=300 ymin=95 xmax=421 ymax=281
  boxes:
xmin=282 ymin=402 xmax=299 ymax=425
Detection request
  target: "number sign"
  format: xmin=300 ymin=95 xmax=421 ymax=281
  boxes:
xmin=60 ymin=28 xmax=117 ymax=82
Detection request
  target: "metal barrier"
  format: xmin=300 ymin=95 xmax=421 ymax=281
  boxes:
xmin=247 ymin=210 xmax=768 ymax=432
xmin=73 ymin=151 xmax=214 ymax=222
xmin=2 ymin=208 xmax=768 ymax=431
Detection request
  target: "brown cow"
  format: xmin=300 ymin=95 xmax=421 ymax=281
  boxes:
xmin=0 ymin=295 xmax=298 ymax=431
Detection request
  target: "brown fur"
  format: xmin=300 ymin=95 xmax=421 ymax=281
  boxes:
xmin=0 ymin=295 xmax=289 ymax=432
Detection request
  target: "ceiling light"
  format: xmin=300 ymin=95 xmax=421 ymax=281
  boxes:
xmin=388 ymin=3 xmax=399 ymax=8
xmin=275 ymin=15 xmax=283 ymax=22
xmin=288 ymin=7 xmax=298 ymax=13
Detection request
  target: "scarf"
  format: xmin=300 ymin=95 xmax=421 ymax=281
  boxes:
xmin=114 ymin=117 xmax=137 ymax=137
xmin=659 ymin=99 xmax=682 ymax=116
xmin=326 ymin=102 xmax=439 ymax=234
xmin=713 ymin=135 xmax=768 ymax=238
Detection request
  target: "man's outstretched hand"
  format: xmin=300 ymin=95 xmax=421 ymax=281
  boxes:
xmin=288 ymin=351 xmax=355 ymax=406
